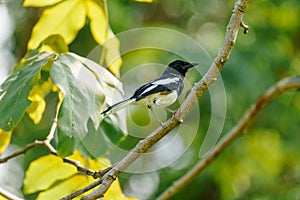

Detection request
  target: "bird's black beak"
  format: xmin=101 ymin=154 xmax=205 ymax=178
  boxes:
xmin=188 ymin=62 xmax=198 ymax=68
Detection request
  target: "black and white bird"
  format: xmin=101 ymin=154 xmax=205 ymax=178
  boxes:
xmin=101 ymin=60 xmax=198 ymax=123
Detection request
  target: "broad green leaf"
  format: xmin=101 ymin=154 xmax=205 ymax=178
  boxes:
xmin=23 ymin=0 xmax=63 ymax=7
xmin=70 ymin=53 xmax=127 ymax=135
xmin=78 ymin=119 xmax=108 ymax=158
xmin=70 ymin=53 xmax=123 ymax=93
xmin=27 ymin=0 xmax=86 ymax=50
xmin=26 ymin=77 xmax=54 ymax=124
xmin=0 ymin=52 xmax=55 ymax=131
xmin=101 ymin=118 xmax=126 ymax=144
xmin=50 ymin=58 xmax=88 ymax=156
xmin=0 ymin=129 xmax=11 ymax=155
xmin=50 ymin=53 xmax=126 ymax=156
xmin=24 ymin=151 xmax=85 ymax=194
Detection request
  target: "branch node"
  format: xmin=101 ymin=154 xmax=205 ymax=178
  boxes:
xmin=93 ymin=167 xmax=112 ymax=178
xmin=108 ymin=174 xmax=117 ymax=180
xmin=240 ymin=21 xmax=249 ymax=34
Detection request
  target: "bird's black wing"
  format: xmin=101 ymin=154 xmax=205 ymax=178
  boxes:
xmin=130 ymin=74 xmax=183 ymax=100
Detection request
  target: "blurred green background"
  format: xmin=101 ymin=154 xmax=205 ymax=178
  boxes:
xmin=1 ymin=0 xmax=300 ymax=199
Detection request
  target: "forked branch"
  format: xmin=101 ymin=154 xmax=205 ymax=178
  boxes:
xmin=81 ymin=0 xmax=251 ymax=199
xmin=158 ymin=76 xmax=300 ymax=200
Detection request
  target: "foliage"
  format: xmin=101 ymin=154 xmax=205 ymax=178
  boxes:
xmin=0 ymin=0 xmax=300 ymax=199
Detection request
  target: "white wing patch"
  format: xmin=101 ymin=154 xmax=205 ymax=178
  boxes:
xmin=139 ymin=84 xmax=157 ymax=96
xmin=152 ymin=77 xmax=180 ymax=85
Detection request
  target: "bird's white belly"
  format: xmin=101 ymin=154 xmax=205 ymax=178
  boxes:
xmin=135 ymin=90 xmax=177 ymax=107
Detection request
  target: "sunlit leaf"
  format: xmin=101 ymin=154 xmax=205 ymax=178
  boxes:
xmin=24 ymin=151 xmax=85 ymax=194
xmin=0 ymin=52 xmax=55 ymax=131
xmin=70 ymin=53 xmax=123 ymax=93
xmin=86 ymin=0 xmax=107 ymax=44
xmin=70 ymin=53 xmax=127 ymax=135
xmin=37 ymin=174 xmax=92 ymax=199
xmin=0 ymin=129 xmax=11 ymax=155
xmin=23 ymin=0 xmax=63 ymax=7
xmin=85 ymin=0 xmax=122 ymax=76
xmin=134 ymin=0 xmax=154 ymax=2
xmin=32 ymin=154 xmax=135 ymax=199
xmin=27 ymin=0 xmax=86 ymax=50
xmin=40 ymin=34 xmax=69 ymax=53
xmin=103 ymin=33 xmax=123 ymax=77
xmin=26 ymin=78 xmax=54 ymax=124
xmin=89 ymin=157 xmax=137 ymax=200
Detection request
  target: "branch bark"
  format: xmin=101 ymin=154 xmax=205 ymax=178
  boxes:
xmin=158 ymin=76 xmax=300 ymax=200
xmin=82 ymin=0 xmax=251 ymax=199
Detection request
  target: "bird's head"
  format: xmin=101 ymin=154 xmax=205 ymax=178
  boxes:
xmin=167 ymin=60 xmax=198 ymax=76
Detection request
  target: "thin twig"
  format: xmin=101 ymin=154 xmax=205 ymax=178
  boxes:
xmin=158 ymin=76 xmax=300 ymax=200
xmin=60 ymin=164 xmax=117 ymax=200
xmin=240 ymin=21 xmax=249 ymax=34
xmin=0 ymin=98 xmax=106 ymax=180
xmin=0 ymin=141 xmax=44 ymax=163
xmin=60 ymin=179 xmax=103 ymax=200
xmin=81 ymin=0 xmax=251 ymax=199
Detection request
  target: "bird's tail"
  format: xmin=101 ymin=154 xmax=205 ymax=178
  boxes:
xmin=101 ymin=98 xmax=135 ymax=117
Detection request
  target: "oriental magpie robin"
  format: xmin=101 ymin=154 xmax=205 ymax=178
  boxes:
xmin=101 ymin=60 xmax=198 ymax=123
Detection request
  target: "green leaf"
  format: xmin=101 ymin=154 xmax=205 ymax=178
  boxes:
xmin=78 ymin=118 xmax=108 ymax=158
xmin=69 ymin=53 xmax=127 ymax=135
xmin=27 ymin=0 xmax=86 ymax=50
xmin=50 ymin=53 xmax=126 ymax=156
xmin=101 ymin=118 xmax=126 ymax=145
xmin=23 ymin=0 xmax=63 ymax=7
xmin=50 ymin=58 xmax=88 ymax=156
xmin=0 ymin=52 xmax=55 ymax=131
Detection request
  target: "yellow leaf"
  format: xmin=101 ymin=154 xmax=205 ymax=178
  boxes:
xmin=134 ymin=0 xmax=154 ymax=2
xmin=85 ymin=0 xmax=122 ymax=76
xmin=105 ymin=176 xmax=137 ymax=200
xmin=27 ymin=0 xmax=86 ymax=50
xmin=87 ymin=157 xmax=137 ymax=200
xmin=0 ymin=129 xmax=11 ymax=155
xmin=23 ymin=0 xmax=63 ymax=7
xmin=25 ymin=151 xmax=135 ymax=199
xmin=86 ymin=0 xmax=108 ymax=44
xmin=37 ymin=174 xmax=93 ymax=200
xmin=26 ymin=78 xmax=54 ymax=124
xmin=24 ymin=151 xmax=84 ymax=194
xmin=40 ymin=34 xmax=69 ymax=53
xmin=104 ymin=33 xmax=123 ymax=77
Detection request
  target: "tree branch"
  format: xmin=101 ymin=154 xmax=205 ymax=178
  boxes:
xmin=0 ymin=98 xmax=104 ymax=179
xmin=81 ymin=0 xmax=251 ymax=199
xmin=158 ymin=76 xmax=300 ymax=200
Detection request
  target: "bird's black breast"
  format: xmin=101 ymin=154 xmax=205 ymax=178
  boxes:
xmin=130 ymin=74 xmax=184 ymax=101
